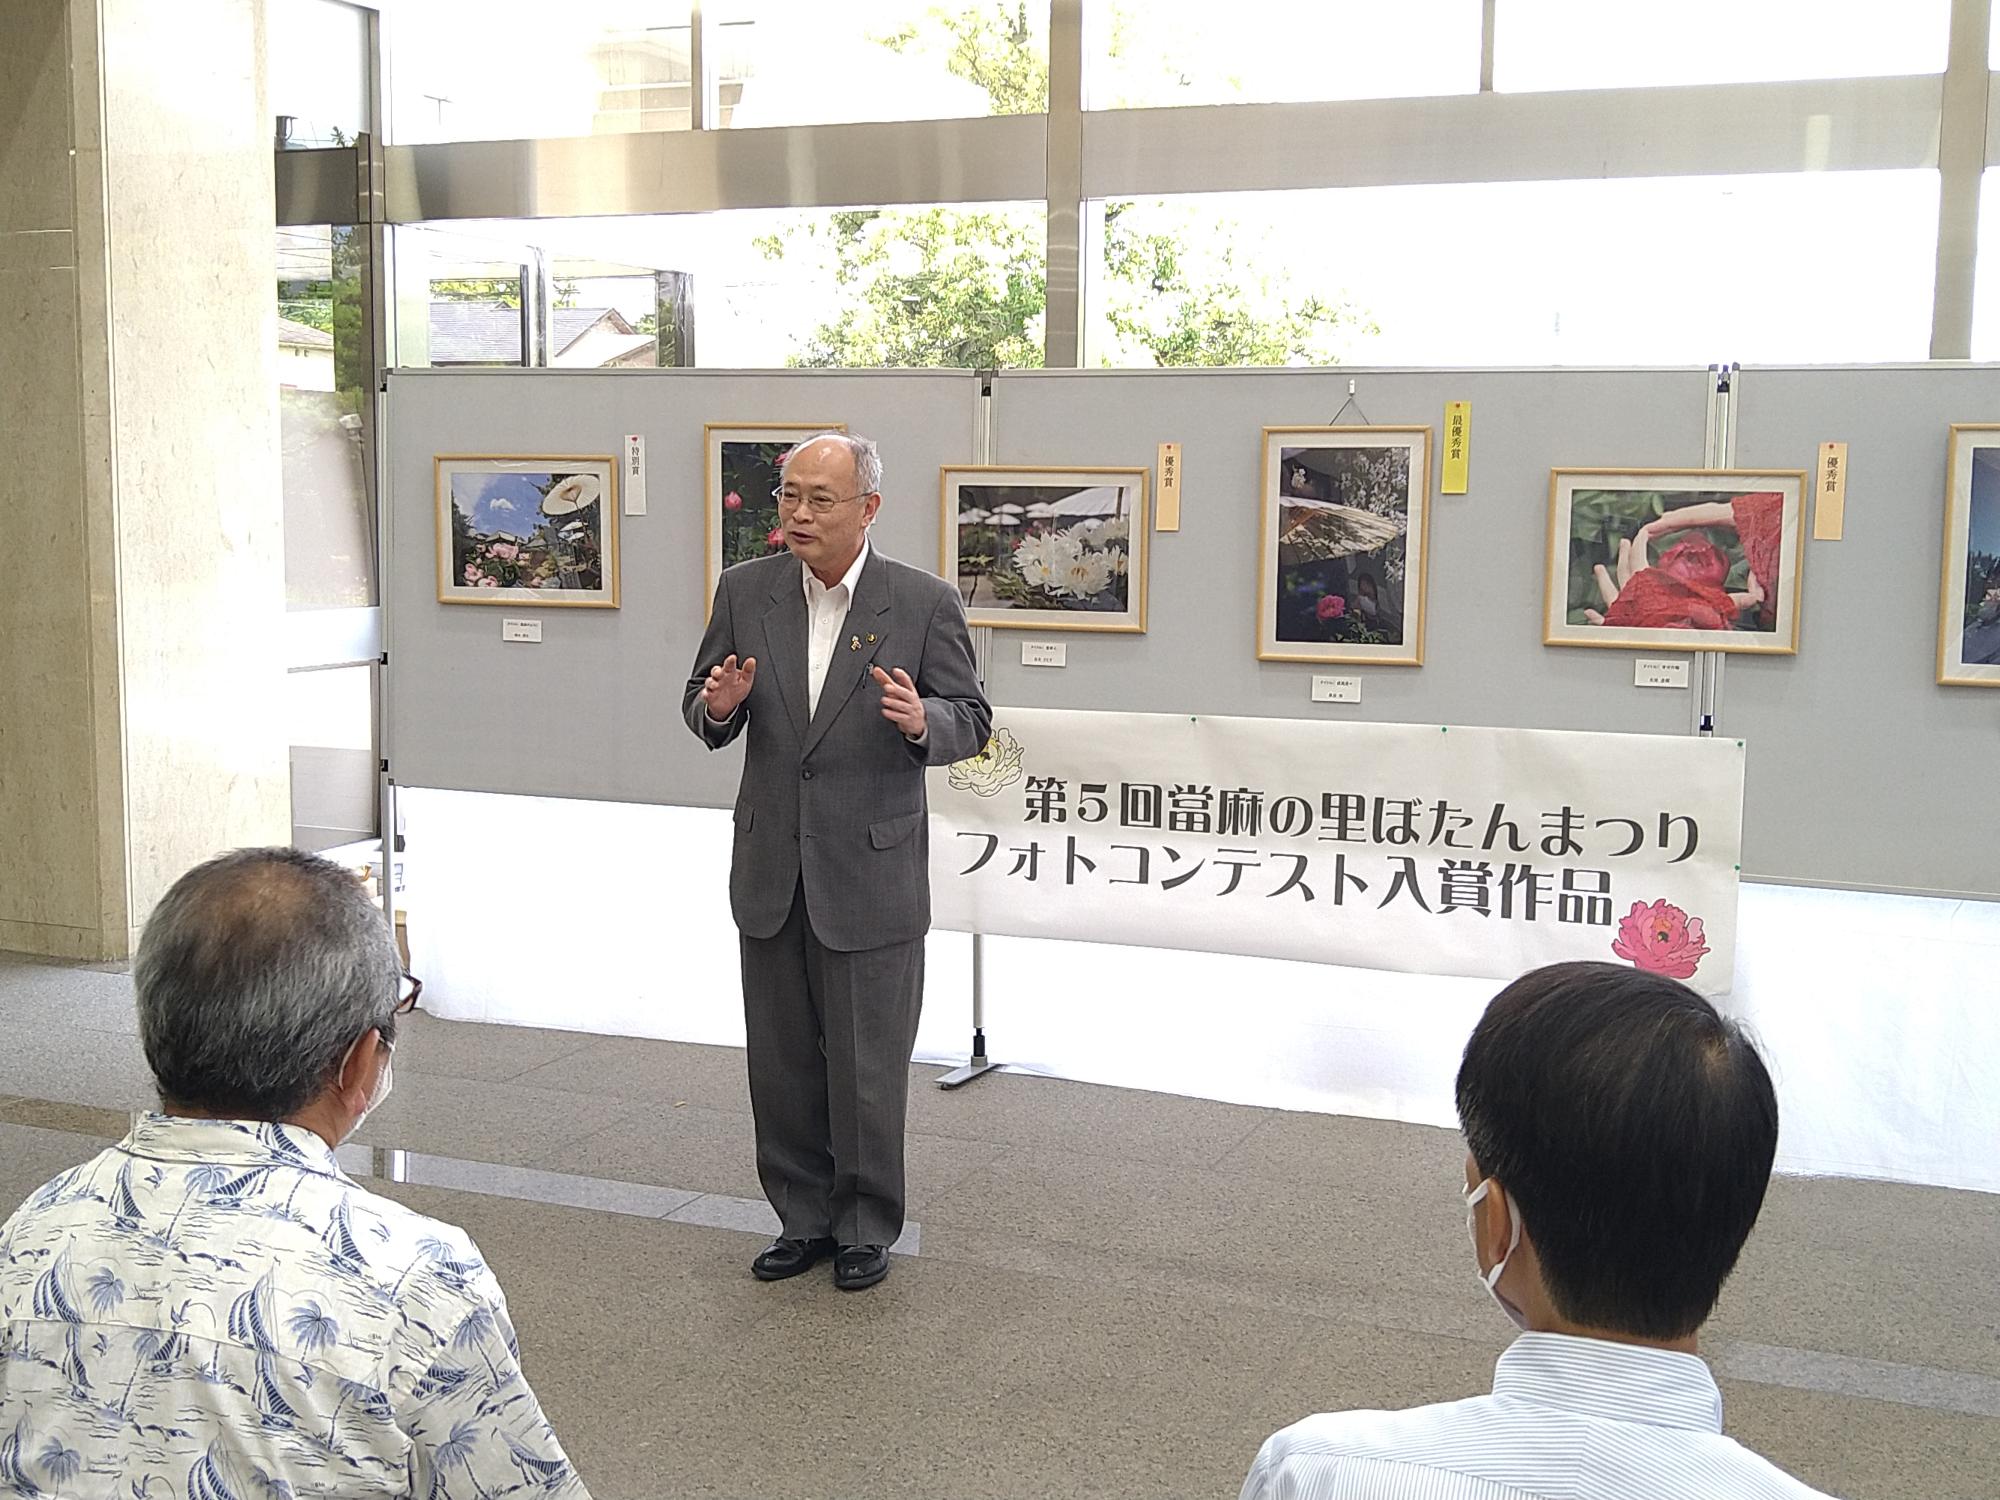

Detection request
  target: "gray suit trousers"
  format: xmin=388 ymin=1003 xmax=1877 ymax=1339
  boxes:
xmin=740 ymin=880 xmax=924 ymax=1247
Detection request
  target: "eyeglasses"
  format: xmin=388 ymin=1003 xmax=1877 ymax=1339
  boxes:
xmin=772 ymin=486 xmax=871 ymax=515
xmin=394 ymin=973 xmax=423 ymax=1015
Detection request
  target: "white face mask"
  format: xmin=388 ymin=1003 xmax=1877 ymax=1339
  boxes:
xmin=343 ymin=1037 xmax=394 ymax=1142
xmin=1464 ymin=1177 xmax=1528 ymax=1330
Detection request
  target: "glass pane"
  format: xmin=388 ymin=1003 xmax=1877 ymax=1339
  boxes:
xmin=715 ymin=0 xmax=1048 ymax=125
xmin=387 ymin=2 xmax=694 ymax=143
xmin=1087 ymin=0 xmax=1479 ymax=109
xmin=407 ymin=203 xmax=1048 ymax=368
xmin=1495 ymin=0 xmax=1949 ymax=92
xmin=1967 ymin=168 xmax=2000 ymax=359
xmin=277 ymin=224 xmax=377 ymax=608
xmin=1085 ymin=172 xmax=1938 ymax=367
xmin=287 ymin=666 xmax=378 ymax=852
xmin=269 ymin=0 xmax=370 ymax=146
xmin=392 ymin=225 xmax=537 ymax=367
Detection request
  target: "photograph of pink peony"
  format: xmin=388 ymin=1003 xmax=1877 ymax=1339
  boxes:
xmin=1611 ymin=899 xmax=1710 ymax=980
xmin=434 ymin=456 xmax=618 ymax=607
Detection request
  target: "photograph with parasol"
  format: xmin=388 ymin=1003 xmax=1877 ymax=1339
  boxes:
xmin=1258 ymin=426 xmax=1432 ymax=665
xmin=435 ymin=455 xmax=619 ymax=607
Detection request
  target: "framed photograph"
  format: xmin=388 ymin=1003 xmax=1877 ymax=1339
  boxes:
xmin=1545 ymin=470 xmax=1807 ymax=654
xmin=942 ymin=466 xmax=1149 ymax=632
xmin=704 ymin=422 xmax=846 ymax=618
xmin=435 ymin=456 xmax=618 ymax=607
xmin=1940 ymin=425 xmax=2000 ymax=686
xmin=1257 ymin=426 xmax=1431 ymax=666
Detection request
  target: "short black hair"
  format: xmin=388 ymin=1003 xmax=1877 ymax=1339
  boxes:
xmin=1455 ymin=961 xmax=1778 ymax=1340
xmin=136 ymin=847 xmax=402 ymax=1119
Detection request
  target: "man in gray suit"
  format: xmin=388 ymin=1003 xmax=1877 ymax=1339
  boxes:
xmin=684 ymin=432 xmax=991 ymax=1291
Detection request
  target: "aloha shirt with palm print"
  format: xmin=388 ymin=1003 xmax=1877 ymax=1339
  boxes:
xmin=0 ymin=1113 xmax=589 ymax=1499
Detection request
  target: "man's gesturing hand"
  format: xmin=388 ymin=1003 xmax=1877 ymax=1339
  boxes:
xmin=871 ymin=666 xmax=926 ymax=738
xmin=702 ymin=654 xmax=757 ymax=721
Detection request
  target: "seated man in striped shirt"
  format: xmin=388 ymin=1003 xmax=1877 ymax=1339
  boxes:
xmin=1242 ymin=961 xmax=1835 ymax=1500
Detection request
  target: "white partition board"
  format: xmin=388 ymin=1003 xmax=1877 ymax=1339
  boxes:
xmin=989 ymin=367 xmax=1995 ymax=898
xmin=1731 ymin=365 xmax=1998 ymax=897
xmin=387 ymin=364 xmax=1994 ymax=898
xmin=384 ymin=368 xmax=979 ymax=808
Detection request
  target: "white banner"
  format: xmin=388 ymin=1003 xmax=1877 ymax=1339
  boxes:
xmin=929 ymin=709 xmax=1746 ymax=994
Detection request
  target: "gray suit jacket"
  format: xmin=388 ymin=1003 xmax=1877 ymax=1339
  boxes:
xmin=683 ymin=547 xmax=992 ymax=952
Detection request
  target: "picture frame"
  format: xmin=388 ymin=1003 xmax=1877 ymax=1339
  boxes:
xmin=435 ymin=455 xmax=619 ymax=608
xmin=942 ymin=465 xmax=1150 ymax=633
xmin=1257 ymin=426 xmax=1431 ymax=666
xmin=1544 ymin=469 xmax=1808 ymax=654
xmin=704 ymin=422 xmax=846 ymax=620
xmin=1940 ymin=425 xmax=2000 ymax=686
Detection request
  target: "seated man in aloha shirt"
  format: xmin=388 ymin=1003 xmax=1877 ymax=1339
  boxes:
xmin=0 ymin=848 xmax=590 ymax=1500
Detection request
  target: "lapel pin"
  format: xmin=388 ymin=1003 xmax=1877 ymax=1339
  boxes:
xmin=866 ymin=633 xmax=877 ymax=644
xmin=849 ymin=635 xmax=861 ymax=651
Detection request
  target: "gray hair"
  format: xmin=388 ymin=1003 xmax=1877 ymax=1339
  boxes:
xmin=135 ymin=847 xmax=403 ymax=1118
xmin=780 ymin=431 xmax=882 ymax=496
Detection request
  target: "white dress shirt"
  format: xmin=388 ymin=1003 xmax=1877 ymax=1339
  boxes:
xmin=1242 ymin=1332 xmax=1834 ymax=1500
xmin=0 ymin=1114 xmax=587 ymax=1499
xmin=803 ymin=538 xmax=871 ymax=716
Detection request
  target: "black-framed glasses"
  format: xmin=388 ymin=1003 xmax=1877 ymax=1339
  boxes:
xmin=395 ymin=972 xmax=423 ymax=1014
xmin=772 ymin=486 xmax=870 ymax=515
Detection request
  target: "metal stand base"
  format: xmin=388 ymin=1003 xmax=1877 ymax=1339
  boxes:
xmin=937 ymin=1028 xmax=999 ymax=1089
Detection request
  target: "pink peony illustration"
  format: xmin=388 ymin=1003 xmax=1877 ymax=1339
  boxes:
xmin=1316 ymin=593 xmax=1347 ymax=622
xmin=767 ymin=526 xmax=786 ymax=547
xmin=776 ymin=449 xmax=793 ymax=465
xmin=724 ymin=491 xmax=743 ymax=511
xmin=489 ymin=542 xmax=519 ymax=561
xmin=464 ymin=564 xmax=483 ymax=582
xmin=1611 ymin=899 xmax=1710 ymax=979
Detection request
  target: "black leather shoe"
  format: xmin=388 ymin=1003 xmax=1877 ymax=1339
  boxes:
xmin=752 ymin=1236 xmax=836 ymax=1281
xmin=833 ymin=1243 xmax=889 ymax=1291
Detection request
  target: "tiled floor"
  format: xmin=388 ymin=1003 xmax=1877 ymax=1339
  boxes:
xmin=2 ymin=950 xmax=1997 ymax=1498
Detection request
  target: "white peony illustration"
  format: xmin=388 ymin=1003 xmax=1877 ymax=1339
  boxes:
xmin=948 ymin=728 xmax=1026 ymax=797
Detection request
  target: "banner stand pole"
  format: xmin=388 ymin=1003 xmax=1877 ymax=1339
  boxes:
xmin=1693 ymin=360 xmax=1739 ymax=737
xmin=939 ymin=620 xmax=999 ymax=1090
xmin=937 ymin=932 xmax=996 ymax=1089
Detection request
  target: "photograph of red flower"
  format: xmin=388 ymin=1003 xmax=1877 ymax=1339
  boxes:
xmin=1545 ymin=469 xmax=1807 ymax=654
xmin=704 ymin=422 xmax=845 ymax=621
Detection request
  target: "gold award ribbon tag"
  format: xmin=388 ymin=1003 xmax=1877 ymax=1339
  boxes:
xmin=1156 ymin=442 xmax=1182 ymax=532
xmin=1441 ymin=402 xmax=1471 ymax=495
xmin=1814 ymin=441 xmax=1848 ymax=541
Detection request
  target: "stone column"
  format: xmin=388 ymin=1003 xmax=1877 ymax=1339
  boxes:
xmin=0 ymin=0 xmax=288 ymax=961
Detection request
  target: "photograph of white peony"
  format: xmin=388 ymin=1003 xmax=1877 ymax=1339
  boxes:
xmin=435 ymin=455 xmax=619 ymax=607
xmin=941 ymin=465 xmax=1150 ymax=633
